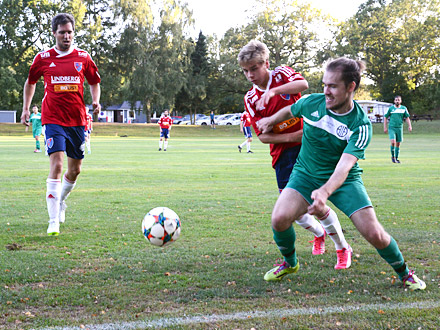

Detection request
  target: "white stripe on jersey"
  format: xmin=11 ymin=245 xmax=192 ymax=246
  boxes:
xmin=391 ymin=108 xmax=407 ymax=114
xmin=303 ymin=115 xmax=353 ymax=141
xmin=355 ymin=125 xmax=369 ymax=149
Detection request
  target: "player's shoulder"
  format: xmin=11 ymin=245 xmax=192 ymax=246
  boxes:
xmin=297 ymin=93 xmax=324 ymax=106
xmin=72 ymin=47 xmax=92 ymax=59
xmin=244 ymin=86 xmax=258 ymax=100
xmin=33 ymin=47 xmax=56 ymax=63
xmin=353 ymin=101 xmax=372 ymax=126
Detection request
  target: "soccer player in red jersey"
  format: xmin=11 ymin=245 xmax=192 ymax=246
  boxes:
xmin=158 ymin=110 xmax=173 ymax=151
xmin=238 ymin=40 xmax=352 ymax=270
xmin=21 ymin=13 xmax=101 ymax=236
xmin=238 ymin=111 xmax=253 ymax=153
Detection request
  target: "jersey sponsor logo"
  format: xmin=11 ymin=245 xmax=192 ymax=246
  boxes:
xmin=74 ymin=62 xmax=83 ymax=72
xmin=280 ymin=94 xmax=291 ymax=100
xmin=392 ymin=109 xmax=406 ymax=114
xmin=46 ymin=137 xmax=54 ymax=149
xmin=78 ymin=51 xmax=88 ymax=58
xmin=49 ymin=62 xmax=56 ymax=67
xmin=275 ymin=74 xmax=282 ymax=83
xmin=51 ymin=76 xmax=80 ymax=84
xmin=54 ymin=84 xmax=79 ymax=92
xmin=303 ymin=115 xmax=353 ymax=141
xmin=41 ymin=52 xmax=50 ymax=59
xmin=311 ymin=111 xmax=319 ymax=118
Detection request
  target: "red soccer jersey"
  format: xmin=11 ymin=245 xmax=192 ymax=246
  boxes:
xmin=27 ymin=46 xmax=101 ymax=127
xmin=244 ymin=66 xmax=304 ymax=168
xmin=240 ymin=112 xmax=252 ymax=127
xmin=158 ymin=116 xmax=173 ymax=129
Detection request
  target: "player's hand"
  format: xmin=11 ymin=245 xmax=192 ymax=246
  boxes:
xmin=307 ymin=188 xmax=329 ymax=217
xmin=384 ymin=128 xmax=388 ymax=133
xmin=408 ymin=126 xmax=412 ymax=132
xmin=21 ymin=109 xmax=30 ymax=126
xmin=256 ymin=117 xmax=273 ymax=134
xmin=92 ymin=102 xmax=101 ymax=115
xmin=255 ymin=90 xmax=275 ymax=110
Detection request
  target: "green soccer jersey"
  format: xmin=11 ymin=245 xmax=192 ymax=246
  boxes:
xmin=290 ymin=93 xmax=372 ymax=181
xmin=29 ymin=112 xmax=42 ymax=130
xmin=384 ymin=105 xmax=409 ymax=128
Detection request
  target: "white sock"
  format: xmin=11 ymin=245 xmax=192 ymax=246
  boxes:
xmin=246 ymin=141 xmax=251 ymax=152
xmin=159 ymin=140 xmax=163 ymax=149
xmin=240 ymin=141 xmax=247 ymax=148
xmin=61 ymin=173 xmax=76 ymax=202
xmin=86 ymin=141 xmax=91 ymax=152
xmin=319 ymin=208 xmax=348 ymax=250
xmin=164 ymin=141 xmax=168 ymax=149
xmin=46 ymin=179 xmax=61 ymax=221
xmin=295 ymin=213 xmax=325 ymax=237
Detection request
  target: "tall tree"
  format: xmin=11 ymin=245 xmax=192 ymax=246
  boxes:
xmin=332 ymin=0 xmax=440 ymax=111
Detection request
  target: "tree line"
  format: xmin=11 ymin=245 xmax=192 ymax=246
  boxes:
xmin=1 ymin=0 xmax=439 ymax=122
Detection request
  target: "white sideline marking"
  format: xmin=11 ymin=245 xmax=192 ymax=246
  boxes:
xmin=36 ymin=300 xmax=439 ymax=330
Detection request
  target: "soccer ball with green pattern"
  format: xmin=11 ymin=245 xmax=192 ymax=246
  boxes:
xmin=142 ymin=207 xmax=181 ymax=247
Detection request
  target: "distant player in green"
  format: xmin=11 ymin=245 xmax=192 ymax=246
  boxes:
xmin=384 ymin=96 xmax=412 ymax=163
xmin=29 ymin=105 xmax=42 ymax=153
xmin=257 ymin=58 xmax=426 ymax=291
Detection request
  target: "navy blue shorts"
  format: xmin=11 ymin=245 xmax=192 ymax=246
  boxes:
xmin=274 ymin=145 xmax=301 ymax=192
xmin=160 ymin=128 xmax=169 ymax=139
xmin=43 ymin=124 xmax=85 ymax=159
xmin=243 ymin=126 xmax=252 ymax=138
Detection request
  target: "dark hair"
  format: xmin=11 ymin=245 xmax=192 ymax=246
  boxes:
xmin=52 ymin=13 xmax=75 ymax=33
xmin=394 ymin=95 xmax=402 ymax=99
xmin=326 ymin=58 xmax=366 ymax=91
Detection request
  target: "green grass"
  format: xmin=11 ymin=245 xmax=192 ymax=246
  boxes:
xmin=1 ymin=123 xmax=439 ymax=329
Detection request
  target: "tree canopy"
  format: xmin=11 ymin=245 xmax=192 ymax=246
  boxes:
xmin=1 ymin=0 xmax=439 ymax=119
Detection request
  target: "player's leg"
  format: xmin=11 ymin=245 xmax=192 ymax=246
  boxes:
xmin=276 ymin=147 xmax=326 ymax=254
xmin=159 ymin=130 xmax=164 ymax=151
xmin=46 ymin=151 xmax=64 ymax=235
xmin=264 ymin=188 xmax=308 ymax=281
xmin=389 ymin=129 xmax=397 ymax=162
xmin=246 ymin=134 xmax=253 ymax=153
xmin=58 ymin=126 xmax=85 ymax=226
xmin=394 ymin=129 xmax=403 ymax=162
xmin=350 ymin=207 xmax=425 ymax=290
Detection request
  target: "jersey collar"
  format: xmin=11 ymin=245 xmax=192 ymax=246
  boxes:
xmin=53 ymin=45 xmax=75 ymax=57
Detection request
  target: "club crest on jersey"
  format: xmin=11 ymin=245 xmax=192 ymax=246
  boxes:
xmin=336 ymin=125 xmax=349 ymax=138
xmin=280 ymin=94 xmax=291 ymax=100
xmin=74 ymin=62 xmax=82 ymax=72
xmin=46 ymin=138 xmax=54 ymax=149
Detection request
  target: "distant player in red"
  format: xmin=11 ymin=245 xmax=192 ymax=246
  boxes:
xmin=238 ymin=40 xmax=351 ymax=269
xmin=238 ymin=111 xmax=253 ymax=153
xmin=21 ymin=13 xmax=101 ymax=236
xmin=158 ymin=110 xmax=173 ymax=151
xmin=85 ymin=112 xmax=93 ymax=154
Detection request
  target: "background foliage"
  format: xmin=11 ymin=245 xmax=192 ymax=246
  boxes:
xmin=1 ymin=0 xmax=439 ymax=118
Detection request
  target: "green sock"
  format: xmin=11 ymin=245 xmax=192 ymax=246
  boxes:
xmin=390 ymin=145 xmax=395 ymax=158
xmin=395 ymin=147 xmax=400 ymax=159
xmin=272 ymin=226 xmax=297 ymax=267
xmin=376 ymin=236 xmax=408 ymax=279
xmin=36 ymin=140 xmax=40 ymax=150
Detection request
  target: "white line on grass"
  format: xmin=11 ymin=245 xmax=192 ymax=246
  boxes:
xmin=36 ymin=300 xmax=439 ymax=330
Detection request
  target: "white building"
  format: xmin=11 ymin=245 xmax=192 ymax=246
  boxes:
xmin=356 ymin=100 xmax=392 ymax=123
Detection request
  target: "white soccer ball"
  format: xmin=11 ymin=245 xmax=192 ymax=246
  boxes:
xmin=142 ymin=207 xmax=181 ymax=247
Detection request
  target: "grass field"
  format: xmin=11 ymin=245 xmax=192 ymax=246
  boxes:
xmin=1 ymin=122 xmax=439 ymax=329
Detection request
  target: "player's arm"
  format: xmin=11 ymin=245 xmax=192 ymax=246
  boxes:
xmin=256 ymin=80 xmax=308 ymax=110
xmin=256 ymin=104 xmax=293 ymax=134
xmin=308 ymin=153 xmax=358 ymax=217
xmin=405 ymin=116 xmax=412 ymax=132
xmin=383 ymin=116 xmax=388 ymax=133
xmin=22 ymin=79 xmax=36 ymax=125
xmin=89 ymin=83 xmax=101 ymax=115
xmin=257 ymin=130 xmax=302 ymax=144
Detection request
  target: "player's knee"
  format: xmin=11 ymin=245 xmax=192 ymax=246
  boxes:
xmin=271 ymin=210 xmax=290 ymax=231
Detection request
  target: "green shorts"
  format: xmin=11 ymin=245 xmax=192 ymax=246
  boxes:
xmin=286 ymin=169 xmax=373 ymax=218
xmin=33 ymin=128 xmax=42 ymax=138
xmin=388 ymin=126 xmax=403 ymax=143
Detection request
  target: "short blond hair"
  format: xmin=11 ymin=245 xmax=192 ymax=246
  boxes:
xmin=238 ymin=40 xmax=269 ymax=65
